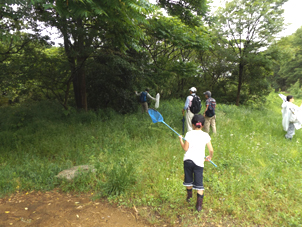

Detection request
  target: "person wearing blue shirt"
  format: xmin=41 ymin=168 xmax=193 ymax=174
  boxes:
xmin=135 ymin=88 xmax=156 ymax=113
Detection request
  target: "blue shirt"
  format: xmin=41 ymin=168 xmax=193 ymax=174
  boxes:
xmin=183 ymin=93 xmax=195 ymax=110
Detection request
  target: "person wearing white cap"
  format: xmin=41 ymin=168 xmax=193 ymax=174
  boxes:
xmin=182 ymin=87 xmax=199 ymax=132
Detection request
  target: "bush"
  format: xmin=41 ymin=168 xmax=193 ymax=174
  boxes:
xmin=90 ymin=147 xmax=137 ymax=196
xmin=1 ymin=96 xmax=302 ymax=226
xmin=288 ymin=79 xmax=302 ymax=98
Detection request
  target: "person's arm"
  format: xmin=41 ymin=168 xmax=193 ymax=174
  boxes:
xmin=179 ymin=136 xmax=189 ymax=151
xmin=205 ymin=141 xmax=214 ymax=161
xmin=135 ymin=91 xmax=141 ymax=96
xmin=203 ymin=99 xmax=209 ymax=116
xmin=203 ymin=105 xmax=209 ymax=116
xmin=183 ymin=96 xmax=190 ymax=113
xmin=147 ymin=93 xmax=156 ymax=101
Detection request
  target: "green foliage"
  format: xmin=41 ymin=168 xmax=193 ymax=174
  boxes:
xmin=90 ymin=148 xmax=137 ymax=196
xmin=0 ymin=1 xmax=26 ymax=44
xmin=1 ymin=42 xmax=73 ymax=108
xmin=157 ymin=0 xmax=208 ymax=26
xmin=1 ymin=95 xmax=302 ymax=225
xmin=0 ymin=96 xmax=9 ymax=106
xmin=267 ymin=26 xmax=302 ymax=91
xmin=0 ymin=101 xmax=54 ymax=131
xmin=17 ymin=0 xmax=156 ymax=110
xmin=196 ymin=40 xmax=272 ymax=105
xmin=288 ymin=79 xmax=302 ymax=99
xmin=212 ymin=0 xmax=287 ymax=105
xmin=140 ymin=15 xmax=210 ymax=99
xmin=2 ymin=0 xmax=290 ymax=112
xmin=86 ymin=50 xmax=141 ymax=113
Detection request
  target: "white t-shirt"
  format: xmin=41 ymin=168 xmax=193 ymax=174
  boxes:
xmin=184 ymin=130 xmax=211 ymax=167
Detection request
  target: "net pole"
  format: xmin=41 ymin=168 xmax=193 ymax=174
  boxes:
xmin=162 ymin=121 xmax=181 ymax=137
xmin=205 ymin=158 xmax=217 ymax=167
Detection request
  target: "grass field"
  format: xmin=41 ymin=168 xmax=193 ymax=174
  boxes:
xmin=0 ymin=92 xmax=301 ymax=226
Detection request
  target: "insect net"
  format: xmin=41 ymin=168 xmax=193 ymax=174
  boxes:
xmin=148 ymin=108 xmax=163 ymax=123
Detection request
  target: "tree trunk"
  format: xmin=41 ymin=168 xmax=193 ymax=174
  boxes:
xmin=63 ymin=75 xmax=73 ymax=110
xmin=72 ymin=57 xmax=87 ymax=111
xmin=236 ymin=63 xmax=244 ymax=106
xmin=71 ymin=19 xmax=87 ymax=111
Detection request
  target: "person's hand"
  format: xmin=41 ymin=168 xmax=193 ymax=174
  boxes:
xmin=182 ymin=109 xmax=185 ymax=114
xmin=179 ymin=135 xmax=183 ymax=142
xmin=205 ymin=156 xmax=212 ymax=162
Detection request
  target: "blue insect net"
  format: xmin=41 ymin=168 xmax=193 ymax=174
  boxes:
xmin=147 ymin=108 xmax=217 ymax=167
xmin=148 ymin=108 xmax=163 ymax=123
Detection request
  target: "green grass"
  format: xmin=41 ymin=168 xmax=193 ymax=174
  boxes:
xmin=0 ymin=93 xmax=301 ymax=226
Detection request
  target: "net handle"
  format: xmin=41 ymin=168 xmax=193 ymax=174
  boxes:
xmin=162 ymin=121 xmax=181 ymax=137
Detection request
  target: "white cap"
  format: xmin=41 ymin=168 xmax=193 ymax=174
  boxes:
xmin=189 ymin=87 xmax=197 ymax=92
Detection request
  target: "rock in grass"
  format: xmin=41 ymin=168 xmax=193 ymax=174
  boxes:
xmin=56 ymin=165 xmax=96 ymax=181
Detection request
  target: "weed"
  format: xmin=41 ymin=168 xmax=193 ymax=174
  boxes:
xmin=0 ymin=93 xmax=301 ymax=226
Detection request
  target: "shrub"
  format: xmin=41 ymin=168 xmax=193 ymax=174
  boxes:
xmin=288 ymin=79 xmax=302 ymax=98
xmin=91 ymin=147 xmax=137 ymax=197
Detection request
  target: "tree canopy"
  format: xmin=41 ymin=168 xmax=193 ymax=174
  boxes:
xmin=213 ymin=0 xmax=288 ymax=105
xmin=267 ymin=26 xmax=302 ymax=92
xmin=1 ymin=0 xmax=300 ymax=111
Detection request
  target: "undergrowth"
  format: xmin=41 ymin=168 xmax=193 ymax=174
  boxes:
xmin=0 ymin=93 xmax=301 ymax=226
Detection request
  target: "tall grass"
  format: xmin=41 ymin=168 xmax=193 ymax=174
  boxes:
xmin=0 ymin=94 xmax=301 ymax=226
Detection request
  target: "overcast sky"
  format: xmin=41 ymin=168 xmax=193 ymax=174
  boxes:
xmin=277 ymin=0 xmax=302 ymax=37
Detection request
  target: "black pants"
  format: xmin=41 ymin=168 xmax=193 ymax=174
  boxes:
xmin=183 ymin=160 xmax=204 ymax=190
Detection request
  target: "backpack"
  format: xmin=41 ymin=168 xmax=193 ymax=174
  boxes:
xmin=189 ymin=94 xmax=202 ymax=114
xmin=140 ymin=91 xmax=147 ymax=103
xmin=206 ymin=99 xmax=216 ymax=117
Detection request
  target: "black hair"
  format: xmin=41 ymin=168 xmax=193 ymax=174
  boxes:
xmin=286 ymin=95 xmax=293 ymax=102
xmin=145 ymin=88 xmax=150 ymax=92
xmin=192 ymin=114 xmax=205 ymax=128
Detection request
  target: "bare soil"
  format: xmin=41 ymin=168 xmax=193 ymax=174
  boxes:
xmin=0 ymin=190 xmax=152 ymax=227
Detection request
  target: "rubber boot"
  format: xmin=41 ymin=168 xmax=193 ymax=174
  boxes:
xmin=196 ymin=194 xmax=204 ymax=212
xmin=186 ymin=189 xmax=192 ymax=202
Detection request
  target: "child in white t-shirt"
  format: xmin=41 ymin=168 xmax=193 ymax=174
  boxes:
xmin=179 ymin=114 xmax=214 ymax=212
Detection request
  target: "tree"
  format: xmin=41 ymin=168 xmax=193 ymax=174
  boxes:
xmin=22 ymin=0 xmax=154 ymax=110
xmin=157 ymin=0 xmax=208 ymax=26
xmin=2 ymin=0 xmax=213 ymax=111
xmin=266 ymin=26 xmax=302 ymax=91
xmin=85 ymin=49 xmax=144 ymax=113
xmin=196 ymin=34 xmax=237 ymax=98
xmin=265 ymin=36 xmax=295 ymax=91
xmin=140 ymin=14 xmax=210 ymax=98
xmin=0 ymin=37 xmax=73 ymax=108
xmin=214 ymin=0 xmax=288 ymax=105
xmin=279 ymin=27 xmax=302 ymax=87
xmin=0 ymin=1 xmax=55 ymax=102
xmin=0 ymin=2 xmax=37 ymax=64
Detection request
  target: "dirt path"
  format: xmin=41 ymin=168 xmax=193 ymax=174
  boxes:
xmin=0 ymin=190 xmax=152 ymax=227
